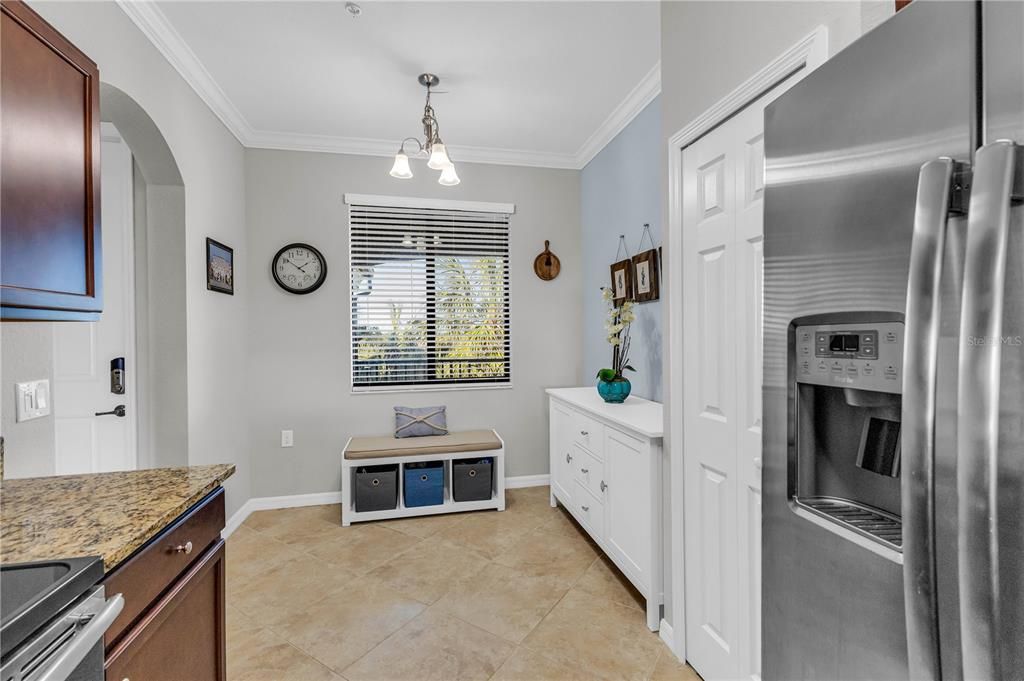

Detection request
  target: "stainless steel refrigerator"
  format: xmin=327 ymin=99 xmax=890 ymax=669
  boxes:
xmin=762 ymin=2 xmax=1023 ymax=679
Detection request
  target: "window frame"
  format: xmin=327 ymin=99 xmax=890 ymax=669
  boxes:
xmin=345 ymin=194 xmax=515 ymax=393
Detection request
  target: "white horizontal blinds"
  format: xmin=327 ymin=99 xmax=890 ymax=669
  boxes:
xmin=350 ymin=203 xmax=511 ymax=388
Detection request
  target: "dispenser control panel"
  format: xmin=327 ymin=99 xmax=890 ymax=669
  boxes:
xmin=795 ymin=321 xmax=903 ymax=394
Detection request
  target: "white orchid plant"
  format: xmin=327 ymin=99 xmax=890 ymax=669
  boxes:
xmin=597 ymin=287 xmax=636 ymax=382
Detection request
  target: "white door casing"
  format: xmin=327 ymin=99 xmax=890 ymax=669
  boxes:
xmin=733 ymin=99 xmax=766 ymax=681
xmin=666 ymin=26 xmax=829 ymax=680
xmin=53 ymin=123 xmax=137 ymax=475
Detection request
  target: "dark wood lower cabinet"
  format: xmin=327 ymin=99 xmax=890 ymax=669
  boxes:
xmin=105 ymin=540 xmax=226 ymax=681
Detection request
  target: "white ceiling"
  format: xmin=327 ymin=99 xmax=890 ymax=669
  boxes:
xmin=123 ymin=1 xmax=661 ymax=168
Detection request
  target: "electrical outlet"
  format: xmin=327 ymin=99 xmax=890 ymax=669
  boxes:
xmin=15 ymin=380 xmax=51 ymax=422
xmin=281 ymin=430 xmax=294 ymax=447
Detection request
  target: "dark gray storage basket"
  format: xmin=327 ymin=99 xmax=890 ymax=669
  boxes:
xmin=354 ymin=464 xmax=398 ymax=512
xmin=452 ymin=457 xmax=493 ymax=502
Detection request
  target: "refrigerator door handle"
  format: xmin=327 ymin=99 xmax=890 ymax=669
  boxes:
xmin=957 ymin=139 xmax=1021 ymax=681
xmin=902 ymin=157 xmax=959 ymax=681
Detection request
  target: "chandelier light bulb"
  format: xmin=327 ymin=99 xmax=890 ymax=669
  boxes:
xmin=427 ymin=142 xmax=452 ymax=170
xmin=389 ymin=151 xmax=413 ymax=179
xmin=438 ymin=164 xmax=460 ymax=186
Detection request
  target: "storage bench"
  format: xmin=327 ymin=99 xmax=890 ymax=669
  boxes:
xmin=341 ymin=429 xmax=505 ymax=526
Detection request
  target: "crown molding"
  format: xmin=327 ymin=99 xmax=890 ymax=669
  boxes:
xmin=116 ymin=0 xmax=254 ymax=145
xmin=574 ymin=61 xmax=661 ymax=169
xmin=245 ymin=129 xmax=581 ymax=169
xmin=117 ymin=1 xmax=658 ymax=170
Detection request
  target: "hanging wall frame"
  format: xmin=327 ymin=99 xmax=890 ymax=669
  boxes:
xmin=610 ymin=234 xmax=633 ymax=307
xmin=632 ymin=224 xmax=660 ymax=302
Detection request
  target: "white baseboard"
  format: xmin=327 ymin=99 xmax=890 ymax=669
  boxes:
xmin=223 ymin=491 xmax=343 ymax=539
xmin=223 ymin=476 xmax=548 ymax=539
xmin=505 ymin=474 xmax=550 ymax=489
xmin=659 ymin=619 xmax=677 ymax=658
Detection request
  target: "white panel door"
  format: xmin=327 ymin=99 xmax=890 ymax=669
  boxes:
xmin=53 ymin=124 xmax=137 ymax=475
xmin=683 ymin=119 xmax=740 ymax=681
xmin=682 ymin=92 xmax=770 ymax=681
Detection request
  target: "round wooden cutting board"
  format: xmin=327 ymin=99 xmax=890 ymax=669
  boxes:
xmin=534 ymin=240 xmax=561 ymax=281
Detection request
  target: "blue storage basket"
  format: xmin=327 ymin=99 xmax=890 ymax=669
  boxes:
xmin=404 ymin=461 xmax=444 ymax=507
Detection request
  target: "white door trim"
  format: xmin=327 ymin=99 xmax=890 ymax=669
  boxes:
xmin=665 ymin=25 xmax=829 ymax=664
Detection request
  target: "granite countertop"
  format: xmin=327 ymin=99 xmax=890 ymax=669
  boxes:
xmin=1 ymin=464 xmax=234 ymax=571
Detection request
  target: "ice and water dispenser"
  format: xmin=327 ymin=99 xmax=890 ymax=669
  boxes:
xmin=790 ymin=315 xmax=904 ymax=552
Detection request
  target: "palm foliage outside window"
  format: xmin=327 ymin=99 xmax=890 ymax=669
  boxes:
xmin=350 ymin=202 xmax=511 ymax=389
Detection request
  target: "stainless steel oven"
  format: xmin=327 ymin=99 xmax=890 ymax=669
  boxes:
xmin=1 ymin=587 xmax=121 ymax=681
xmin=1 ymin=558 xmax=122 ymax=681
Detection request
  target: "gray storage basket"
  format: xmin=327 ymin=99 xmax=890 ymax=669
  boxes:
xmin=452 ymin=458 xmax=493 ymax=502
xmin=354 ymin=464 xmax=398 ymax=512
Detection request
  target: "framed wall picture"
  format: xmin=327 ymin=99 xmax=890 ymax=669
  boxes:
xmin=206 ymin=238 xmax=234 ymax=295
xmin=610 ymin=258 xmax=633 ymax=307
xmin=632 ymin=248 xmax=660 ymax=302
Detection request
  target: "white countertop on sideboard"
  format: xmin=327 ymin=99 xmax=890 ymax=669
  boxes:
xmin=546 ymin=387 xmax=663 ymax=439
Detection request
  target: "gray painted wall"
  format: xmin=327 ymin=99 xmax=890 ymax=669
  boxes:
xmin=244 ymin=149 xmax=581 ymax=497
xmin=581 ymin=97 xmax=662 ymax=401
xmin=2 ymin=1 xmax=251 ymax=518
xmin=1 ymin=325 xmax=56 ymax=478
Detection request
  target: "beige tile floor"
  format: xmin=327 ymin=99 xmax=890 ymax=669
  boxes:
xmin=226 ymin=486 xmax=702 ymax=681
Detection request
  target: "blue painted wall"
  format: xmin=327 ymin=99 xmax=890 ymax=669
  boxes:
xmin=581 ymin=97 xmax=662 ymax=401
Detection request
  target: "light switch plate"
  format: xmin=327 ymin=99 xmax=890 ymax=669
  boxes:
xmin=16 ymin=380 xmax=51 ymax=422
xmin=281 ymin=429 xmax=294 ymax=447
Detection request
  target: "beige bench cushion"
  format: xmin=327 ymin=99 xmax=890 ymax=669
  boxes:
xmin=345 ymin=429 xmax=501 ymax=460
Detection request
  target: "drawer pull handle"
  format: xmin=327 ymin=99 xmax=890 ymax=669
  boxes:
xmin=581 ymin=505 xmax=590 ymax=512
xmin=566 ymin=452 xmax=573 ymax=463
xmin=600 ymin=480 xmax=607 ymax=492
xmin=172 ymin=541 xmax=193 ymax=555
xmin=581 ymin=468 xmax=589 ymax=474
xmin=580 ymin=430 xmax=589 ymax=436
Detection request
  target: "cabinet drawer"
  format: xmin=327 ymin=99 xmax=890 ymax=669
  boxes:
xmin=106 ymin=540 xmax=226 ymax=681
xmin=103 ymin=488 xmax=225 ymax=649
xmin=572 ymin=444 xmax=605 ymax=501
xmin=571 ymin=410 xmax=605 ymax=458
xmin=572 ymin=480 xmax=604 ymax=538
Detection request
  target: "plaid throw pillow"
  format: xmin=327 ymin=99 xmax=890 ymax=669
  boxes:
xmin=394 ymin=406 xmax=448 ymax=438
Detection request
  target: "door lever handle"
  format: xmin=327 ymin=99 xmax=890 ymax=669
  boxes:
xmin=95 ymin=405 xmax=126 ymax=417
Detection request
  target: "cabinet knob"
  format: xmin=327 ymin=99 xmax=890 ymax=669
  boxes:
xmin=172 ymin=541 xmax=193 ymax=555
xmin=581 ymin=468 xmax=589 ymax=474
xmin=600 ymin=480 xmax=607 ymax=492
xmin=566 ymin=452 xmax=573 ymax=463
xmin=580 ymin=430 xmax=589 ymax=436
xmin=581 ymin=505 xmax=590 ymax=512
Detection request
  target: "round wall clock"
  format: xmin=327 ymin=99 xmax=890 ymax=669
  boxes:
xmin=272 ymin=243 xmax=327 ymax=294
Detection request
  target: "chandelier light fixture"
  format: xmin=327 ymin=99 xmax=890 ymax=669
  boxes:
xmin=389 ymin=73 xmax=460 ymax=186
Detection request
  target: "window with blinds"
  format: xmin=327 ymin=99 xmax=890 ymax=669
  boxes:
xmin=349 ymin=200 xmax=511 ymax=390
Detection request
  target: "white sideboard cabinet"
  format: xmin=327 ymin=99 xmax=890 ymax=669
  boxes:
xmin=546 ymin=387 xmax=664 ymax=630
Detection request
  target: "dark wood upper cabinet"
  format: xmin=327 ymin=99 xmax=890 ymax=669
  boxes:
xmin=1 ymin=0 xmax=102 ymax=321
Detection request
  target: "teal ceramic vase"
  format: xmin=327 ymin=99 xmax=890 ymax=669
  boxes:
xmin=597 ymin=376 xmax=632 ymax=403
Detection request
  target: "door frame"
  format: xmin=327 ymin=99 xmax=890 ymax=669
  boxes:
xmin=664 ymin=26 xmax=829 ymax=664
